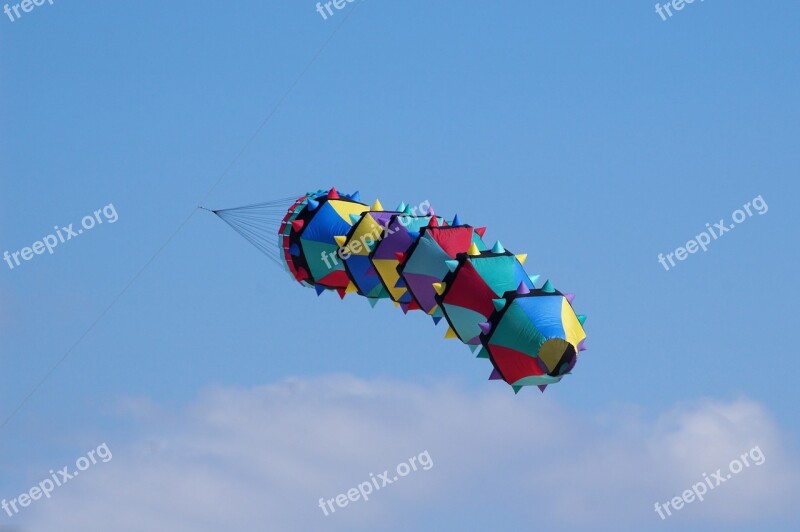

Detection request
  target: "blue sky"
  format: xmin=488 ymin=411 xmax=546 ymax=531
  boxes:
xmin=1 ymin=1 xmax=799 ymax=530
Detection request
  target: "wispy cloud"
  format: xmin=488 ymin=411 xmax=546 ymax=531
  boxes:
xmin=18 ymin=375 xmax=800 ymax=531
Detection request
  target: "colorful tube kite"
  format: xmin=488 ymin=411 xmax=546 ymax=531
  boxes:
xmin=212 ymin=187 xmax=587 ymax=393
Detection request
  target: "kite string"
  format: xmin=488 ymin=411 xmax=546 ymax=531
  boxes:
xmin=212 ymin=194 xmax=302 ymax=267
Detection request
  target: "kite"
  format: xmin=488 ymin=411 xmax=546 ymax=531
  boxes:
xmin=207 ymin=187 xmax=587 ymax=393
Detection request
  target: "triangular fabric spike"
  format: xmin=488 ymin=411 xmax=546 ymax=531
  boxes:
xmin=489 ymin=368 xmax=503 ymax=380
xmin=403 ymin=204 xmax=412 ymax=214
xmin=345 ymin=282 xmax=358 ymax=294
xmin=478 ymin=321 xmax=492 ymax=335
xmin=350 ymin=191 xmax=361 ymax=201
xmin=444 ymin=327 xmax=458 ymax=339
xmin=307 ymin=198 xmax=320 ymax=211
xmin=475 ymin=227 xmax=487 ymax=238
xmin=445 ymin=260 xmax=459 ymax=272
xmin=468 ymin=344 xmax=479 ymax=353
xmin=291 ymin=219 xmax=305 ymax=232
xmin=467 ymin=243 xmax=481 ymax=256
xmin=516 ymin=281 xmax=530 ymax=295
xmin=328 ymin=187 xmax=340 ymax=200
xmin=296 ymin=267 xmax=309 ymax=281
xmin=538 ymin=385 xmax=548 ymax=393
xmin=577 ymin=339 xmax=587 ymax=352
xmin=428 ymin=216 xmax=439 ymax=227
xmin=432 ymin=282 xmax=446 ymax=295
xmin=392 ymin=300 xmax=399 ymax=307
xmin=432 ymin=316 xmax=442 ymax=325
xmin=565 ymin=293 xmax=576 ymax=304
xmin=400 ymin=303 xmax=410 ymax=314
xmin=407 ymin=299 xmax=421 ymax=311
xmin=516 ymin=253 xmax=528 ymax=265
xmin=491 ymin=241 xmax=505 ymax=253
xmin=289 ymin=243 xmax=301 ymax=256
xmin=314 ymin=285 xmax=326 ymax=296
xmin=441 ymin=219 xmax=448 ymax=226
xmin=452 ymin=214 xmax=462 ymax=226
xmin=541 ymin=279 xmax=555 ymax=293
xmin=334 ymin=235 xmax=347 ymax=247
xmin=396 ymin=201 xmax=406 ymax=211
xmin=371 ymin=199 xmax=384 ymax=211
xmin=407 ymin=230 xmax=420 ymax=240
xmin=492 ymin=298 xmax=506 ymax=311
xmin=368 ymin=298 xmax=379 ymax=308
xmin=336 ymin=287 xmax=346 ymax=299
xmin=528 ymin=274 xmax=540 ymax=286
xmin=349 ymin=213 xmax=361 ymax=224
xmin=476 ymin=347 xmax=490 ymax=359
xmin=577 ymin=314 xmax=587 ymax=325
xmin=395 ymin=252 xmax=406 ymax=263
xmin=512 ymin=385 xmax=522 ymax=394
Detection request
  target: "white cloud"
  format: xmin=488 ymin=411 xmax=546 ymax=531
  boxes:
xmin=17 ymin=375 xmax=800 ymax=531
